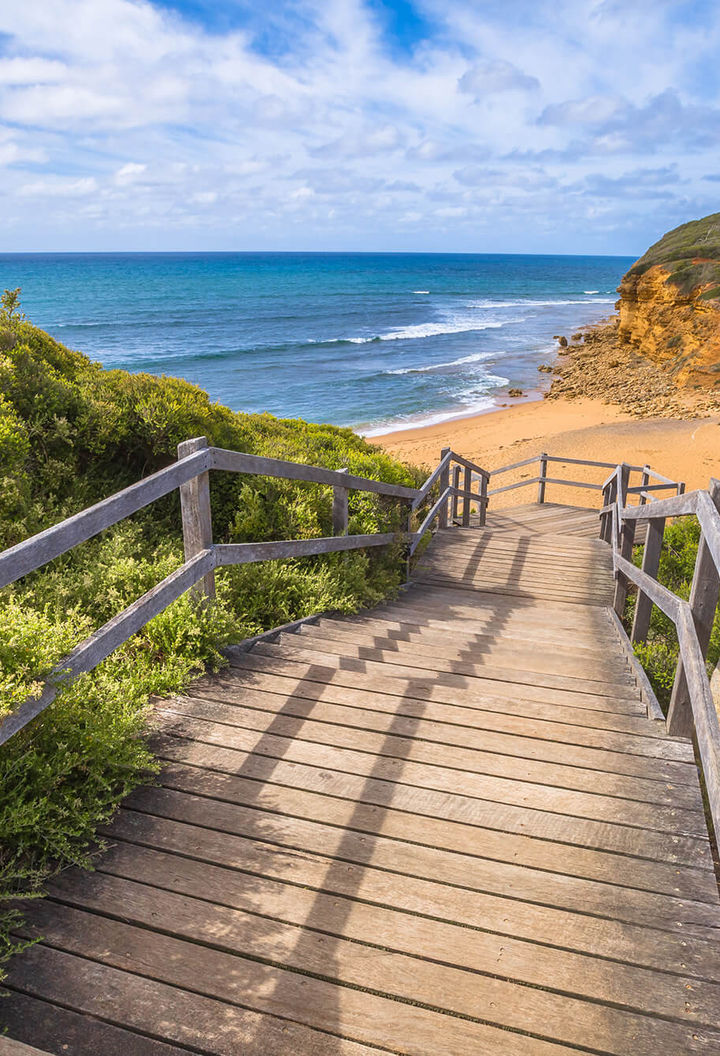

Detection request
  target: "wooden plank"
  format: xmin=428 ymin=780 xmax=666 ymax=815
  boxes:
xmin=622 ymin=491 xmax=698 ymax=521
xmin=0 ymin=548 xmax=216 ymax=745
xmin=136 ymin=765 xmax=717 ymax=899
xmin=93 ymin=838 xmax=720 ymax=980
xmin=178 ymin=683 xmax=698 ymax=782
xmin=488 ymin=454 xmax=542 ymax=476
xmin=155 ymin=698 xmax=696 ymax=808
xmin=6 ymin=945 xmax=387 ymax=1056
xmin=245 ymin=639 xmax=645 ymax=710
xmin=0 ymin=446 xmax=210 ymax=590
xmin=215 ymin=532 xmax=397 ymax=567
xmin=410 ymin=450 xmax=451 ymax=511
xmin=151 ymin=733 xmax=713 ymax=860
xmin=631 ymin=515 xmax=665 ymax=644
xmin=17 ymin=904 xmax=598 ymax=1056
xmin=0 ymin=991 xmax=186 ymax=1056
xmin=675 ymin=606 xmax=720 ymax=840
xmin=0 ymin=1036 xmax=57 ymax=1056
xmin=445 ymin=450 xmax=490 ymax=479
xmin=153 ymin=711 xmax=704 ymax=831
xmin=44 ymin=868 xmax=720 ymax=1029
xmin=394 ymin=584 xmax=618 ymax=621
xmin=668 ymin=480 xmax=720 ymax=735
xmin=328 ymin=612 xmax=627 ymax=660
xmin=225 ymin=650 xmax=686 ymax=738
xmin=696 ymin=483 xmax=720 ymax=573
xmin=607 ymin=607 xmax=665 ymax=722
xmin=177 ymin=436 xmax=215 ymax=599
xmin=211 ymin=445 xmax=420 ymax=500
xmin=126 ymin=764 xmax=713 ymax=903
xmin=416 ymin=572 xmax=614 ymax=604
xmin=361 ymin=610 xmax=622 ymax=652
xmin=19 ymin=896 xmax=720 ymax=1055
xmin=332 ymin=467 xmax=349 ymax=535
xmin=187 ymin=666 xmax=695 ymax=755
xmin=297 ymin=621 xmax=632 ymax=682
xmin=258 ymin=631 xmax=639 ymax=695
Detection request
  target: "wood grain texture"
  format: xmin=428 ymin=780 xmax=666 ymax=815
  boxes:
xmin=5 ymin=500 xmax=719 ymax=1055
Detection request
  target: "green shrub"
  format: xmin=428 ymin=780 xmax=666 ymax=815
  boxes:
xmin=628 ymin=516 xmax=720 ymax=707
xmin=0 ymin=295 xmax=424 ymax=976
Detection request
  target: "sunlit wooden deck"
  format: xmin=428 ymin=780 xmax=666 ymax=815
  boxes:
xmin=3 ymin=504 xmax=719 ymax=1054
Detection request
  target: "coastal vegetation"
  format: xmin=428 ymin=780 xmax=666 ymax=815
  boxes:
xmin=627 ymin=518 xmax=720 ymax=707
xmin=0 ymin=293 xmax=421 ymax=974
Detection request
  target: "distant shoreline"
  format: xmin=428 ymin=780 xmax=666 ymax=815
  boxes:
xmin=371 ymin=392 xmax=720 ymax=506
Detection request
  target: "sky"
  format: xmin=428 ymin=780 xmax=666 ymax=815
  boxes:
xmin=0 ymin=0 xmax=718 ymax=254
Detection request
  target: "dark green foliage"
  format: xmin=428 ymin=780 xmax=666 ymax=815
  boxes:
xmin=627 ymin=212 xmax=720 ymax=296
xmin=0 ymin=297 xmax=423 ymax=976
xmin=627 ymin=517 xmax=720 ymax=708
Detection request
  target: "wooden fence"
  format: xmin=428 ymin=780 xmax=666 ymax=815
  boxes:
xmin=488 ymin=452 xmax=683 ymax=504
xmin=0 ymin=439 xmax=486 ymax=744
xmin=601 ymin=466 xmax=720 ymax=838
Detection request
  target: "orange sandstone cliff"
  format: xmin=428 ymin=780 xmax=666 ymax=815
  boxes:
xmin=616 ymin=212 xmax=720 ymax=389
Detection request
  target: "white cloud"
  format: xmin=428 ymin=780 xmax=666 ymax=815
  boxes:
xmin=0 ymin=0 xmax=718 ymax=251
xmin=458 ymin=60 xmax=539 ymax=98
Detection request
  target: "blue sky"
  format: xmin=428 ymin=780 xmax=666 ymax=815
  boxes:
xmin=0 ymin=0 xmax=718 ymax=253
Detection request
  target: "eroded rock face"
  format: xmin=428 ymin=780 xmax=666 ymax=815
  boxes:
xmin=616 ymin=214 xmax=720 ymax=390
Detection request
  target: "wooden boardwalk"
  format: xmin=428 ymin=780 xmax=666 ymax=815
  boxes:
xmin=3 ymin=503 xmax=720 ymax=1054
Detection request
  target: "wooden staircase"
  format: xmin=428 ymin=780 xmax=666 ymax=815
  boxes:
xmin=4 ymin=502 xmax=720 ymax=1055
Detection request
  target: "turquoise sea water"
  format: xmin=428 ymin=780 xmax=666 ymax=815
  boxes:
xmin=0 ymin=253 xmax=633 ymax=433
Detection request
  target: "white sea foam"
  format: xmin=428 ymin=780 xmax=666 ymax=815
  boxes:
xmin=583 ymin=289 xmax=600 ymax=294
xmin=337 ymin=319 xmax=506 ymax=344
xmin=384 ymin=350 xmax=494 ymax=375
xmin=466 ymin=297 xmax=614 ymax=309
xmin=412 ymin=290 xmax=430 ymax=294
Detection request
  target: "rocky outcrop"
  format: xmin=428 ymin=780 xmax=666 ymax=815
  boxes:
xmin=616 ymin=213 xmax=720 ymax=390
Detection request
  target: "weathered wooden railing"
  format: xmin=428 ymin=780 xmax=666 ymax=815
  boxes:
xmin=408 ymin=447 xmax=489 ymax=556
xmin=489 ymin=452 xmax=682 ymax=504
xmin=603 ymin=467 xmax=720 ymax=837
xmin=0 ymin=439 xmax=487 ymax=744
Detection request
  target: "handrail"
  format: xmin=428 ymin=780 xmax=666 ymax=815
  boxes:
xmin=487 ymin=453 xmax=682 ymax=508
xmin=605 ymin=473 xmax=720 ymax=839
xmin=411 ymin=450 xmax=452 ymax=511
xmin=0 ymin=438 xmax=490 ymax=744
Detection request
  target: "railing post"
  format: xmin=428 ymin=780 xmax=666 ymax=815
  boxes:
xmin=439 ymin=448 xmax=450 ymax=529
xmin=613 ymin=463 xmax=634 ymax=616
xmin=178 ymin=436 xmax=215 ymax=600
xmin=332 ymin=467 xmax=349 ymax=536
xmin=537 ymin=453 xmax=547 ymax=504
xmin=599 ymin=482 xmax=610 ymax=541
xmin=479 ymin=474 xmax=487 ymax=527
xmin=667 ymin=479 xmax=720 ymax=736
xmin=462 ymin=466 xmax=472 ymax=527
xmin=639 ymin=464 xmax=650 ymax=507
xmin=451 ymin=465 xmax=461 ymax=523
xmin=630 ymin=516 xmax=665 ymax=644
xmin=601 ymin=473 xmax=618 ymax=543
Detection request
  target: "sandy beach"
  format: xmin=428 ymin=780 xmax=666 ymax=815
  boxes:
xmin=372 ymin=395 xmax=720 ymax=507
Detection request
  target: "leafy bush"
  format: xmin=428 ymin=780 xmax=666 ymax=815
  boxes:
xmin=627 ymin=516 xmax=720 ymax=707
xmin=0 ymin=294 xmax=423 ymax=974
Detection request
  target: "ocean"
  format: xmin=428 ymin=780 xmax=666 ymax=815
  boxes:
xmin=0 ymin=252 xmax=633 ymax=434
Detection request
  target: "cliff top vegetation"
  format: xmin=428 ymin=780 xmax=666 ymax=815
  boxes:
xmin=627 ymin=212 xmax=720 ymax=298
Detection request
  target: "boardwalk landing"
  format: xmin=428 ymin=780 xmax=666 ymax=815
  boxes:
xmin=3 ymin=504 xmax=720 ymax=1055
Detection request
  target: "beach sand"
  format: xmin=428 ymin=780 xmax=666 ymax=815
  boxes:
xmin=371 ymin=396 xmax=720 ymax=508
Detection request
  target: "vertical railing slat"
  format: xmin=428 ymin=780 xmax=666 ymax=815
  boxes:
xmin=178 ymin=436 xmax=216 ymax=600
